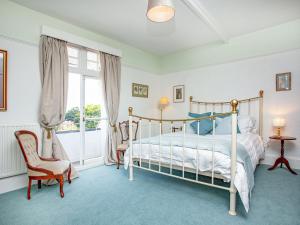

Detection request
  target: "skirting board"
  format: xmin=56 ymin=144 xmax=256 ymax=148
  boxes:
xmin=0 ymin=174 xmax=29 ymax=195
xmin=0 ymin=155 xmax=299 ymax=195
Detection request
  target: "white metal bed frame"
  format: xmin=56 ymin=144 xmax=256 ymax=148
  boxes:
xmin=127 ymin=90 xmax=264 ymax=215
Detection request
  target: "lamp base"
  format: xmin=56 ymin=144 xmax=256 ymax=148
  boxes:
xmin=160 ymin=108 xmax=163 ymax=134
xmin=276 ymin=128 xmax=281 ymax=137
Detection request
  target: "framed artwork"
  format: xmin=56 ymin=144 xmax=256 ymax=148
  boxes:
xmin=173 ymin=85 xmax=185 ymax=103
xmin=0 ymin=49 xmax=7 ymax=111
xmin=276 ymin=72 xmax=291 ymax=92
xmin=132 ymin=83 xmax=149 ymax=98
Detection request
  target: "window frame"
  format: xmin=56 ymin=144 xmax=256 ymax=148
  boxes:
xmin=67 ymin=44 xmax=100 ymax=78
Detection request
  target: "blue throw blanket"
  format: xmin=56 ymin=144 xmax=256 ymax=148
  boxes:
xmin=134 ymin=133 xmax=254 ymax=195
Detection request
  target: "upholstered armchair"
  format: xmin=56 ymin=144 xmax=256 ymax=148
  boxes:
xmin=15 ymin=130 xmax=71 ymax=200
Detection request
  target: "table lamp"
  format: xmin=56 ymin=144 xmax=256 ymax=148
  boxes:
xmin=159 ymin=97 xmax=169 ymax=120
xmin=272 ymin=118 xmax=285 ymax=137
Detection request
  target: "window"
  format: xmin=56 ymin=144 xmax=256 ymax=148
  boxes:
xmin=87 ymin=51 xmax=100 ymax=71
xmin=67 ymin=46 xmax=100 ymax=77
xmin=57 ymin=45 xmax=105 ymax=165
xmin=68 ymin=46 xmax=79 ymax=68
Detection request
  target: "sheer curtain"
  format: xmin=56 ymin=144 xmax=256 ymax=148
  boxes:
xmin=100 ymin=52 xmax=121 ymax=165
xmin=39 ymin=35 xmax=78 ymax=182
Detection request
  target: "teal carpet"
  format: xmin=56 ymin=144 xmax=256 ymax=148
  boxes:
xmin=0 ymin=165 xmax=299 ymax=225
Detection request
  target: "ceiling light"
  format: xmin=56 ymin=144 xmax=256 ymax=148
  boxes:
xmin=147 ymin=0 xmax=175 ymax=23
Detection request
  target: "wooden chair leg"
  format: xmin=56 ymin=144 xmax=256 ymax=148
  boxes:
xmin=68 ymin=165 xmax=72 ymax=184
xmin=117 ymin=150 xmax=120 ymax=169
xmin=59 ymin=176 xmax=64 ymax=198
xmin=38 ymin=180 xmax=41 ymax=189
xmin=27 ymin=178 xmax=32 ymax=200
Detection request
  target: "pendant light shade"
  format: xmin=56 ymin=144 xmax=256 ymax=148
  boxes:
xmin=147 ymin=0 xmax=175 ymax=23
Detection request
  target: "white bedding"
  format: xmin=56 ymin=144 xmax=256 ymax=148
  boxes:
xmin=124 ymin=133 xmax=264 ymax=212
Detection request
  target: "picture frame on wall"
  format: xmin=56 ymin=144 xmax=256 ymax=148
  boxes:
xmin=173 ymin=85 xmax=185 ymax=103
xmin=0 ymin=49 xmax=7 ymax=111
xmin=276 ymin=72 xmax=291 ymax=92
xmin=132 ymin=83 xmax=149 ymax=98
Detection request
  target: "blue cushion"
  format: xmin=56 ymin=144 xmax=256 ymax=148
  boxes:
xmin=188 ymin=112 xmax=213 ymax=135
xmin=215 ymin=116 xmax=241 ymax=134
xmin=188 ymin=112 xmax=211 ymax=118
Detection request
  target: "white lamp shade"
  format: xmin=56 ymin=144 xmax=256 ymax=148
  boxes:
xmin=272 ymin=118 xmax=286 ymax=128
xmin=147 ymin=0 xmax=175 ymax=23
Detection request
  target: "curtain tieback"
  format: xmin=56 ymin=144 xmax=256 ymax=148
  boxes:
xmin=45 ymin=128 xmax=52 ymax=139
xmin=109 ymin=123 xmax=117 ymax=133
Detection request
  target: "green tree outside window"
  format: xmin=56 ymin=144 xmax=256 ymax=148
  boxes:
xmin=61 ymin=104 xmax=101 ymax=131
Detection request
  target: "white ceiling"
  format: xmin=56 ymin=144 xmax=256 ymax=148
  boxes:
xmin=10 ymin=0 xmax=300 ymax=55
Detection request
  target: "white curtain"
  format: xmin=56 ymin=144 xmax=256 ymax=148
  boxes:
xmin=100 ymin=52 xmax=121 ymax=165
xmin=39 ymin=35 xmax=78 ymax=182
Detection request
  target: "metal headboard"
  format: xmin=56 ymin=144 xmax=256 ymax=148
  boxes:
xmin=189 ymin=90 xmax=264 ymax=138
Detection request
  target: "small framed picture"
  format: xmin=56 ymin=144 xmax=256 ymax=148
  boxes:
xmin=276 ymin=72 xmax=291 ymax=92
xmin=173 ymin=85 xmax=185 ymax=103
xmin=132 ymin=83 xmax=149 ymax=98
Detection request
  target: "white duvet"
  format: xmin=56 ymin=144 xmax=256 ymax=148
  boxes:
xmin=124 ymin=133 xmax=264 ymax=212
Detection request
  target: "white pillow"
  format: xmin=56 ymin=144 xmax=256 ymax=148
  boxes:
xmin=238 ymin=115 xmax=256 ymax=134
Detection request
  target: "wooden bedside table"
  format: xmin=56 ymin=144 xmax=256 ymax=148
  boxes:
xmin=268 ymin=136 xmax=297 ymax=175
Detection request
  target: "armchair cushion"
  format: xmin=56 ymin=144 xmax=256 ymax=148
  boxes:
xmin=28 ymin=160 xmax=70 ymax=177
xmin=17 ymin=134 xmax=41 ymax=167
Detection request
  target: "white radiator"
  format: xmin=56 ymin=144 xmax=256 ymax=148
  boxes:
xmin=0 ymin=124 xmax=41 ymax=178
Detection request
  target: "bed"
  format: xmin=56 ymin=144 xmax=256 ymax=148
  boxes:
xmin=124 ymin=90 xmax=264 ymax=215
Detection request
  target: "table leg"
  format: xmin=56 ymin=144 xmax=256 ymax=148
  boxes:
xmin=268 ymin=140 xmax=297 ymax=175
xmin=282 ymin=158 xmax=298 ymax=175
xmin=280 ymin=140 xmax=284 ymax=168
xmin=268 ymin=157 xmax=283 ymax=171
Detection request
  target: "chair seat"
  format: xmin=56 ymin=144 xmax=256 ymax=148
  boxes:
xmin=28 ymin=160 xmax=70 ymax=177
xmin=117 ymin=143 xmax=128 ymax=151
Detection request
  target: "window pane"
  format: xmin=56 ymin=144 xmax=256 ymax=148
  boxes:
xmin=68 ymin=47 xmax=79 ymax=58
xmin=69 ymin=57 xmax=78 ymax=68
xmin=87 ymin=61 xmax=98 ymax=71
xmin=84 ymin=78 xmax=102 ymax=159
xmin=56 ymin=73 xmax=81 ymax=163
xmin=87 ymin=51 xmax=97 ymax=61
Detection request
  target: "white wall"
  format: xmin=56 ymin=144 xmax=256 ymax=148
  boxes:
xmin=118 ymin=66 xmax=161 ymax=121
xmin=160 ymin=49 xmax=300 ymax=168
xmin=0 ymin=37 xmax=40 ymax=124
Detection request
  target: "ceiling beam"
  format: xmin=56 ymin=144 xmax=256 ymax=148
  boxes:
xmin=182 ymin=0 xmax=229 ymax=43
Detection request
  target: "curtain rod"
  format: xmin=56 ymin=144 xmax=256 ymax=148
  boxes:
xmin=41 ymin=25 xmax=122 ymax=57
